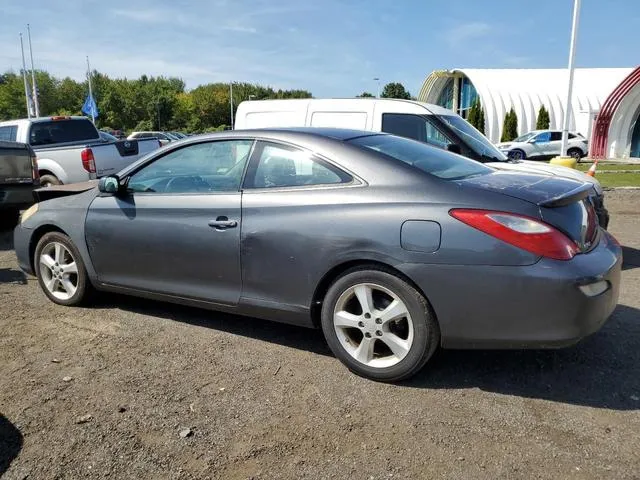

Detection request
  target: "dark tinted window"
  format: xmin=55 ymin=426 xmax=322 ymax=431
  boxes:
xmin=29 ymin=119 xmax=99 ymax=146
xmin=382 ymin=113 xmax=452 ymax=149
xmin=550 ymin=132 xmax=562 ymax=141
xmin=349 ymin=134 xmax=491 ymax=180
xmin=568 ymin=133 xmax=576 ymax=139
xmin=248 ymin=142 xmax=351 ymax=188
xmin=0 ymin=125 xmax=18 ymax=142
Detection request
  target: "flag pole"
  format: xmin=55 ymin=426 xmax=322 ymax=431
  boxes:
xmin=19 ymin=33 xmax=32 ymax=118
xmin=561 ymin=0 xmax=581 ymax=157
xmin=229 ymin=82 xmax=234 ymax=129
xmin=27 ymin=24 xmax=40 ymax=117
xmin=86 ymin=56 xmax=95 ymax=124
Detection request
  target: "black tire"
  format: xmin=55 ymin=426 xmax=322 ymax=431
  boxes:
xmin=39 ymin=174 xmax=61 ymax=187
xmin=34 ymin=231 xmax=93 ymax=306
xmin=509 ymin=149 xmax=526 ymax=160
xmin=567 ymin=148 xmax=582 ymax=161
xmin=320 ymin=266 xmax=440 ymax=382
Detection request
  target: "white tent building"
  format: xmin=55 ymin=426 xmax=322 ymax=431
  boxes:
xmin=417 ymin=68 xmax=639 ymax=158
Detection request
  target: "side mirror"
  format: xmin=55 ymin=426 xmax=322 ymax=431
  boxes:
xmin=98 ymin=175 xmax=121 ymax=194
xmin=446 ymin=143 xmax=462 ymax=155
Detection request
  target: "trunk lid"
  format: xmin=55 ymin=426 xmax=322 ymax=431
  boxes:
xmin=457 ymin=171 xmax=599 ymax=252
xmin=0 ymin=141 xmax=34 ymax=184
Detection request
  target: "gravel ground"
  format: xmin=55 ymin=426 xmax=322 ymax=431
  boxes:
xmin=1 ymin=191 xmax=639 ymax=480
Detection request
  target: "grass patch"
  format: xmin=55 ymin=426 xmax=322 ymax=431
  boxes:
xmin=596 ymin=172 xmax=640 ymax=188
xmin=576 ymin=163 xmax=640 ymax=172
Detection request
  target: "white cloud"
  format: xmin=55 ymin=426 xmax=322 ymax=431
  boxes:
xmin=444 ymin=21 xmax=492 ymax=48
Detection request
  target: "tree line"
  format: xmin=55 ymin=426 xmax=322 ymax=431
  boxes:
xmin=0 ymin=70 xmax=416 ymax=133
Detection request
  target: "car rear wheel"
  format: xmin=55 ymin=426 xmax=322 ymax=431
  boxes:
xmin=39 ymin=174 xmax=61 ymax=188
xmin=34 ymin=232 xmax=93 ymax=306
xmin=567 ymin=148 xmax=582 ymax=161
xmin=509 ymin=149 xmax=525 ymax=160
xmin=321 ymin=267 xmax=440 ymax=382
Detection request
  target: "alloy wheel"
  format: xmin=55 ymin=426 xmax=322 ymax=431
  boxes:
xmin=333 ymin=283 xmax=414 ymax=368
xmin=39 ymin=242 xmax=79 ymax=301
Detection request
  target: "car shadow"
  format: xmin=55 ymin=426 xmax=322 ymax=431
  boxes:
xmin=99 ymin=294 xmax=639 ymax=410
xmin=0 ymin=414 xmax=23 ymax=476
xmin=0 ymin=268 xmax=27 ymax=284
xmin=622 ymin=246 xmax=640 ymax=270
xmin=95 ymin=293 xmax=332 ymax=357
xmin=404 ymin=304 xmax=640 ymax=411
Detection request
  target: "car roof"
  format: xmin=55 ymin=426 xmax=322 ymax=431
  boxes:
xmin=259 ymin=127 xmax=382 ymax=141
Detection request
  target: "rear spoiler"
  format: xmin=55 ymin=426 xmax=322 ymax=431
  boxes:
xmin=538 ymin=182 xmax=593 ymax=208
xmin=33 ymin=180 xmax=98 ymax=203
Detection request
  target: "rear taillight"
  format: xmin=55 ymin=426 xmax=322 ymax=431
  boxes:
xmin=81 ymin=148 xmax=96 ymax=174
xmin=30 ymin=154 xmax=39 ymax=182
xmin=450 ymin=209 xmax=579 ymax=260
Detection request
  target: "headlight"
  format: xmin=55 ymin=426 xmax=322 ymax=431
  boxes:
xmin=20 ymin=203 xmax=39 ymax=223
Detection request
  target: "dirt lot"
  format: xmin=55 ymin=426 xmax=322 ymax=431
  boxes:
xmin=1 ymin=191 xmax=639 ymax=480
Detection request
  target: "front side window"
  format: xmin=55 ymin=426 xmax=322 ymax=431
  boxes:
xmin=436 ymin=114 xmax=507 ymax=161
xmin=534 ymin=132 xmax=552 ymax=143
xmin=248 ymin=142 xmax=351 ymax=188
xmin=127 ymin=140 xmax=253 ymax=193
xmin=0 ymin=125 xmax=18 ymax=142
xmin=349 ymin=134 xmax=492 ymax=181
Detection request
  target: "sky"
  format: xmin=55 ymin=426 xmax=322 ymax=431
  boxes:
xmin=0 ymin=0 xmax=638 ymax=97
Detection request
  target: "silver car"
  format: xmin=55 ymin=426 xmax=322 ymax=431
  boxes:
xmin=496 ymin=130 xmax=589 ymax=161
xmin=13 ymin=128 xmax=622 ymax=381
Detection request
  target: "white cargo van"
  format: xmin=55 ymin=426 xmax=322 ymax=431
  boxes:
xmin=234 ymin=98 xmax=602 ymax=189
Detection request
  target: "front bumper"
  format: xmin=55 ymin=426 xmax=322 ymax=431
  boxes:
xmin=399 ymin=230 xmax=622 ymax=349
xmin=14 ymin=222 xmax=35 ymax=276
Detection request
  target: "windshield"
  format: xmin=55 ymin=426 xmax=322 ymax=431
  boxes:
xmin=437 ymin=115 xmax=507 ymax=161
xmin=513 ymin=132 xmax=536 ymax=142
xmin=349 ymin=134 xmax=492 ymax=181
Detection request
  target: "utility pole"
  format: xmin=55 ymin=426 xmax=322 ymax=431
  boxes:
xmin=86 ymin=56 xmax=96 ymax=124
xmin=229 ymin=82 xmax=234 ymax=129
xmin=27 ymin=24 xmax=40 ymax=117
xmin=561 ymin=0 xmax=581 ymax=157
xmin=19 ymin=33 xmax=32 ymax=118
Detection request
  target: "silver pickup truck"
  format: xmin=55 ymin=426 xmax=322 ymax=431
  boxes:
xmin=0 ymin=116 xmax=160 ymax=186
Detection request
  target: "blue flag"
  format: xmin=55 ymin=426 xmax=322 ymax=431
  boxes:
xmin=82 ymin=94 xmax=99 ymax=119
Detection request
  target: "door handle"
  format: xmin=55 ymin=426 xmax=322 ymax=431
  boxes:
xmin=208 ymin=217 xmax=238 ymax=229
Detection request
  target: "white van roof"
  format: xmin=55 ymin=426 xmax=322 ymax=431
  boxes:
xmin=235 ymin=98 xmax=454 ymax=116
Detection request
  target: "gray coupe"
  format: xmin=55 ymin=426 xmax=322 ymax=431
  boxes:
xmin=14 ymin=128 xmax=622 ymax=381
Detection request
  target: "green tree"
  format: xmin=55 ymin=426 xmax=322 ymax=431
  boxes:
xmin=0 ymin=72 xmax=29 ymax=120
xmin=536 ymin=105 xmax=550 ymax=130
xmin=381 ymin=82 xmax=411 ymax=99
xmin=356 ymin=92 xmax=375 ymax=98
xmin=500 ymin=108 xmax=519 ymax=142
xmin=467 ymin=98 xmax=485 ymax=134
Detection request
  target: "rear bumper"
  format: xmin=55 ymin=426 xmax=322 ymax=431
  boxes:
xmin=399 ymin=230 xmax=622 ymax=349
xmin=0 ymin=185 xmax=35 ymax=211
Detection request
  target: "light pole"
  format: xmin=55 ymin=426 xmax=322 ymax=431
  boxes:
xmin=560 ymin=0 xmax=581 ymax=157
xmin=373 ymin=77 xmax=381 ymax=98
xmin=229 ymin=82 xmax=234 ymax=129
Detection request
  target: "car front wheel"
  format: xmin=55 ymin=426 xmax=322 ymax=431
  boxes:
xmin=321 ymin=267 xmax=440 ymax=382
xmin=509 ymin=149 xmax=525 ymax=160
xmin=34 ymin=232 xmax=93 ymax=306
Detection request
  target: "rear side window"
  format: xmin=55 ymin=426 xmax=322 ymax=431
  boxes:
xmin=247 ymin=142 xmax=351 ymax=188
xmin=0 ymin=125 xmax=18 ymax=142
xmin=349 ymin=134 xmax=492 ymax=180
xmin=29 ymin=119 xmax=99 ymax=146
xmin=550 ymin=132 xmax=563 ymax=141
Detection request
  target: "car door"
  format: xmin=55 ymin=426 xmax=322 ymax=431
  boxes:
xmin=528 ymin=131 xmax=551 ymax=158
xmin=84 ymin=139 xmax=254 ymax=305
xmin=548 ymin=131 xmax=563 ymax=156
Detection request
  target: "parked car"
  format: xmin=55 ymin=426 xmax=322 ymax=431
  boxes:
xmin=128 ymin=131 xmax=179 ymax=146
xmin=496 ymin=130 xmax=589 ymax=161
xmin=0 ymin=140 xmax=39 ymax=226
xmin=234 ymin=99 xmax=609 ymax=228
xmin=14 ymin=128 xmax=621 ymax=382
xmin=0 ymin=117 xmax=160 ymax=187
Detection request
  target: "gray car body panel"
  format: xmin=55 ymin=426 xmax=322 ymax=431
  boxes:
xmin=14 ymin=128 xmax=622 ymax=346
